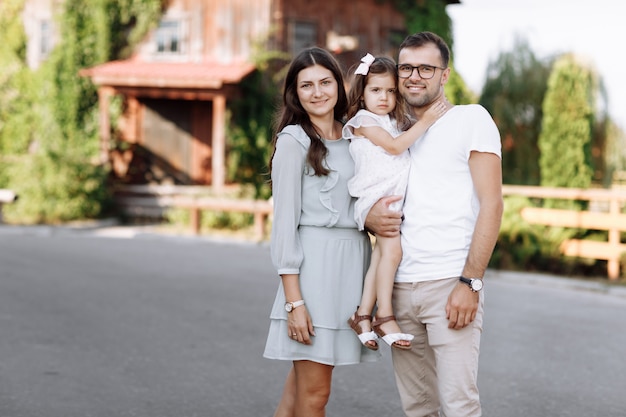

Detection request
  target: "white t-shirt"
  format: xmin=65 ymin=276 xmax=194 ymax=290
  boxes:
xmin=396 ymin=104 xmax=502 ymax=283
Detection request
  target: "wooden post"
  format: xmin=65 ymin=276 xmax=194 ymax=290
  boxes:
xmin=190 ymin=207 xmax=201 ymax=235
xmin=211 ymin=94 xmax=226 ymax=195
xmin=98 ymin=87 xmax=113 ymax=165
xmin=607 ymin=198 xmax=621 ymax=280
xmin=253 ymin=212 xmax=265 ymax=242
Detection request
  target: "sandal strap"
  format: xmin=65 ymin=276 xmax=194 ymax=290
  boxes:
xmin=352 ymin=313 xmax=373 ymax=324
xmin=348 ymin=309 xmax=373 ymax=333
xmin=349 ymin=314 xmax=373 ymax=332
xmin=372 ymin=315 xmax=397 ymax=329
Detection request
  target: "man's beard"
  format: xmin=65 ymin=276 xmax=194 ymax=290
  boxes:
xmin=401 ymin=88 xmax=435 ymax=109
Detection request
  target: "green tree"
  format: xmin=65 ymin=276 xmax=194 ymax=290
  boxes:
xmin=446 ymin=67 xmax=476 ymax=105
xmin=480 ymin=37 xmax=551 ymax=185
xmin=0 ymin=0 xmax=163 ymax=223
xmin=604 ymin=120 xmax=626 ymax=184
xmin=226 ymin=70 xmax=277 ymax=200
xmin=538 ymin=54 xmax=594 ymax=189
xmin=588 ymin=72 xmax=612 ymax=186
xmin=225 ymin=39 xmax=289 ymax=199
xmin=392 ymin=0 xmax=454 ymax=51
xmin=0 ymin=0 xmax=30 ymax=158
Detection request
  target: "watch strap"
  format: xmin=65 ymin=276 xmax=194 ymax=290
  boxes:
xmin=459 ymin=276 xmax=472 ymax=286
xmin=459 ymin=276 xmax=482 ymax=292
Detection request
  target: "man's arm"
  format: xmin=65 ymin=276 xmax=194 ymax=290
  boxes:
xmin=446 ymin=151 xmax=503 ymax=329
xmin=463 ymin=151 xmax=504 ymax=277
xmin=363 ymin=195 xmax=404 ymax=237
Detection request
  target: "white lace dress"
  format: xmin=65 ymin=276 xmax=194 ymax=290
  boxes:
xmin=343 ymin=109 xmax=411 ymax=230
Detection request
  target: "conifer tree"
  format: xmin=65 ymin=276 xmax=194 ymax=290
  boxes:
xmin=538 ymin=54 xmax=594 ymax=189
xmin=480 ymin=38 xmax=551 ymax=185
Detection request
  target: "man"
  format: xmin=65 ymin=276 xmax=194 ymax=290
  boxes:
xmin=365 ymin=31 xmax=503 ymax=417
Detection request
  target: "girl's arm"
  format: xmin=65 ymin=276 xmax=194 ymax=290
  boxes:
xmin=355 ymin=101 xmax=446 ymax=155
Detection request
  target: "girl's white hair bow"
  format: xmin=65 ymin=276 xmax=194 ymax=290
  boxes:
xmin=354 ymin=53 xmax=375 ymax=75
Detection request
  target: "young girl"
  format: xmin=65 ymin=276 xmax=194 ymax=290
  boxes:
xmin=345 ymin=54 xmax=446 ymax=350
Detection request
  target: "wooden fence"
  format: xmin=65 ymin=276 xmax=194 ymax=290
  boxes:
xmin=502 ymin=185 xmax=626 ymax=280
xmin=114 ymin=184 xmax=626 ymax=277
xmin=114 ymin=185 xmax=272 ymax=242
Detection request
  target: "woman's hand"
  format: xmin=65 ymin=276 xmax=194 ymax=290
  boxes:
xmin=288 ymin=306 xmax=315 ymax=344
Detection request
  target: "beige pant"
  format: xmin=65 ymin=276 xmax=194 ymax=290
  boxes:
xmin=391 ymin=277 xmax=484 ymax=417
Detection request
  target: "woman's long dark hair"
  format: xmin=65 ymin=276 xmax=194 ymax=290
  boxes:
xmin=270 ymin=47 xmax=348 ymax=177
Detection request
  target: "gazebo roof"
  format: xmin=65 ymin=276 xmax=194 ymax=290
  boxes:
xmin=80 ymin=58 xmax=256 ymax=89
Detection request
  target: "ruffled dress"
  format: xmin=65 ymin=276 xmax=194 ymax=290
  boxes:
xmin=342 ymin=110 xmax=412 ymax=231
xmin=263 ymin=125 xmax=380 ymax=366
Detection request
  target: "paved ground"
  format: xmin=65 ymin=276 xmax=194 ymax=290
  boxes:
xmin=0 ymin=223 xmax=625 ymax=417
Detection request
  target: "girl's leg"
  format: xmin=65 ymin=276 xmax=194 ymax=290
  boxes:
xmin=373 ymin=235 xmax=410 ymax=347
xmin=357 ymin=241 xmax=380 ymax=317
xmin=293 ymin=360 xmax=334 ymax=417
xmin=273 ymin=366 xmax=296 ymax=417
xmin=348 ymin=242 xmax=379 ymax=349
xmin=374 ymin=234 xmax=402 ymax=317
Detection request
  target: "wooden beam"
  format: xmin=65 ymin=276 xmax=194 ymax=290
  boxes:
xmin=521 ymin=207 xmax=626 ymax=230
xmin=560 ymin=239 xmax=626 ymax=261
xmin=560 ymin=239 xmax=626 ymax=280
xmin=503 ymin=185 xmax=626 ymax=201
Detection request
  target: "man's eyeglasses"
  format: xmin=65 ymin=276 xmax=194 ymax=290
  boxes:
xmin=396 ymin=64 xmax=446 ymax=79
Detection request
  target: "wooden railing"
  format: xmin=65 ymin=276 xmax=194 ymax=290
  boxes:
xmin=0 ymin=189 xmax=18 ymax=223
xmin=502 ymin=185 xmax=626 ymax=280
xmin=114 ymin=185 xmax=272 ymax=242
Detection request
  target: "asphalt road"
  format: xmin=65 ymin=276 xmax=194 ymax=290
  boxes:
xmin=0 ymin=227 xmax=625 ymax=417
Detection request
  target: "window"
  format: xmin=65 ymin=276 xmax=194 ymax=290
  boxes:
xmin=290 ymin=21 xmax=317 ymax=56
xmin=40 ymin=20 xmax=53 ymax=58
xmin=156 ymin=20 xmax=181 ymax=54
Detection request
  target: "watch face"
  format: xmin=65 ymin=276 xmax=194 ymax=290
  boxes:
xmin=284 ymin=302 xmax=293 ymax=312
xmin=471 ymin=279 xmax=483 ymax=291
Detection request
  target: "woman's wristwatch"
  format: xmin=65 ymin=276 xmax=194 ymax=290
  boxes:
xmin=284 ymin=299 xmax=305 ymax=312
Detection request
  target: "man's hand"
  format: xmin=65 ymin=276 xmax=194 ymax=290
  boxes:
xmin=364 ymin=195 xmax=403 ymax=237
xmin=445 ymin=282 xmax=479 ymax=329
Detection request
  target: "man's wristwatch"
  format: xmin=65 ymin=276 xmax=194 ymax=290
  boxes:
xmin=459 ymin=276 xmax=483 ymax=292
xmin=284 ymin=300 xmax=305 ymax=312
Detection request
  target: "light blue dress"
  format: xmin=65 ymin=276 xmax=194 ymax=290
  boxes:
xmin=263 ymin=125 xmax=380 ymax=366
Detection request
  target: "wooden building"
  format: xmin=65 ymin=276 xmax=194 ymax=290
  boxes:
xmin=47 ymin=0 xmax=458 ymax=190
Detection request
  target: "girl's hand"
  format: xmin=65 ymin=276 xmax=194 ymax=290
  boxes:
xmin=422 ymin=100 xmax=448 ymax=125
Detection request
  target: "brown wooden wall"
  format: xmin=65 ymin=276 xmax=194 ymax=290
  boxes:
xmin=274 ymin=0 xmax=407 ymax=64
xmin=160 ymin=0 xmax=273 ymax=63
xmin=160 ymin=0 xmax=407 ymax=64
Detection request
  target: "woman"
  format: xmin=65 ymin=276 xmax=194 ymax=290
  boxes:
xmin=263 ymin=47 xmax=379 ymax=417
